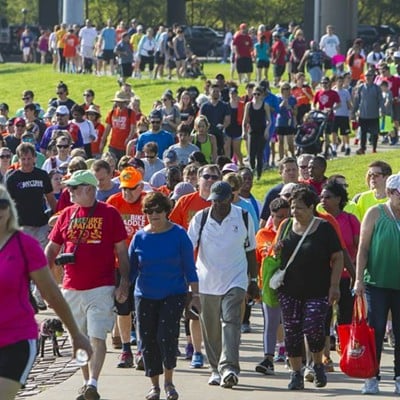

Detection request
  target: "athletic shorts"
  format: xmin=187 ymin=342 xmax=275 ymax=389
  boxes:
xmin=256 ymin=60 xmax=270 ymax=69
xmin=324 ymin=119 xmax=334 ymax=135
xmin=99 ymin=49 xmax=114 ymax=62
xmin=155 ymin=51 xmax=165 ymax=65
xmin=273 ymin=64 xmax=285 ymax=78
xmin=0 ymin=339 xmax=37 ymax=385
xmin=236 ymin=57 xmax=253 ymax=74
xmin=120 ymin=62 xmax=133 ymax=78
xmin=276 ymin=126 xmax=295 ymax=136
xmin=62 ymin=286 xmax=115 ymax=340
xmin=332 ymin=116 xmax=350 ymax=135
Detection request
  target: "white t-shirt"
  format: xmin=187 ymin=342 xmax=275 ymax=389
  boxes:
xmin=73 ymin=119 xmax=97 ymax=145
xmin=319 ymin=34 xmax=340 ymax=58
xmin=42 ymin=155 xmax=72 ymax=173
xmin=79 ymin=26 xmax=98 ymax=47
xmin=188 ymin=204 xmax=256 ymax=295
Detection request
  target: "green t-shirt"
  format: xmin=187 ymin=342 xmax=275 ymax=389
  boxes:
xmin=12 ymin=151 xmax=45 ymax=168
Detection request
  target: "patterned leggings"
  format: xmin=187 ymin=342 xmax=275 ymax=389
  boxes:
xmin=278 ymin=292 xmax=329 ymax=357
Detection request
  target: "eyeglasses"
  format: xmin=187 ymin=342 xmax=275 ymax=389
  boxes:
xmin=367 ymin=172 xmax=383 ymax=178
xmin=56 ymin=144 xmax=70 ymax=149
xmin=67 ymin=184 xmax=88 ymax=191
xmin=0 ymin=154 xmax=11 ymax=159
xmin=201 ymin=174 xmax=219 ymax=181
xmin=122 ymin=184 xmax=140 ymax=191
xmin=253 ymin=92 xmax=261 ymax=96
xmin=143 ymin=206 xmax=165 ymax=214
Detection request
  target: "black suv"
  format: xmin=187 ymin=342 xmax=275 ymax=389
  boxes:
xmin=182 ymin=26 xmax=224 ymax=57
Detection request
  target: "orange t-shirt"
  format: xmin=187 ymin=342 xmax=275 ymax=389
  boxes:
xmin=255 ymin=225 xmax=277 ymax=287
xmin=63 ymin=33 xmax=79 ymax=58
xmin=105 ymin=107 xmax=136 ymax=151
xmin=169 ymin=191 xmax=210 ymax=231
xmin=106 ymin=191 xmax=147 ymax=245
xmin=347 ymin=54 xmax=365 ymax=81
xmin=91 ymin=122 xmax=105 ymax=156
xmin=291 ymin=85 xmax=313 ymax=107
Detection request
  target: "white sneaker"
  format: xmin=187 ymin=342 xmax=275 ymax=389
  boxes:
xmin=395 ymin=376 xmax=400 ymax=394
xmin=208 ymin=371 xmax=221 ymax=386
xmin=361 ymin=378 xmax=379 ymax=394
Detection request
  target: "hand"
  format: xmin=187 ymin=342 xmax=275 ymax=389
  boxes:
xmin=353 ymin=279 xmax=365 ymax=297
xmin=328 ymin=284 xmax=340 ymax=305
xmin=273 ymin=240 xmax=284 ymax=254
xmin=216 ymin=123 xmax=224 ymax=130
xmin=71 ymin=332 xmax=93 ymax=361
xmin=189 ymin=296 xmax=202 ymax=315
xmin=115 ymin=279 xmax=129 ymax=304
xmin=247 ymin=281 xmax=260 ymax=299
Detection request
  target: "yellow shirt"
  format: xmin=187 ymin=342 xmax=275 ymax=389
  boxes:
xmin=356 ymin=190 xmax=387 ymax=221
xmin=130 ymin=32 xmax=143 ymax=51
xmin=56 ymin=29 xmax=67 ymax=48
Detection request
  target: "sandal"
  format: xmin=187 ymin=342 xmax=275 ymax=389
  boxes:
xmin=164 ymin=383 xmax=179 ymax=400
xmin=145 ymin=386 xmax=160 ymax=400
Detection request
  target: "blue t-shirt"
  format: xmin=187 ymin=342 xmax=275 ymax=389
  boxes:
xmin=136 ymin=130 xmax=174 ymax=158
xmin=235 ymin=198 xmax=259 ymax=231
xmin=129 ymin=224 xmax=198 ymax=300
xmin=276 ymin=96 xmax=297 ymax=128
xmin=255 ymin=42 xmax=269 ymax=62
xmin=101 ymin=27 xmax=116 ymax=50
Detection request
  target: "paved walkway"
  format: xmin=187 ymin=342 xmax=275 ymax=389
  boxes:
xmin=21 ymin=305 xmax=398 ymax=400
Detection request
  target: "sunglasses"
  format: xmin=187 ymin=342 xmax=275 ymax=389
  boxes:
xmin=281 ymin=88 xmax=290 ymax=91
xmin=144 ymin=154 xmax=156 ymax=159
xmin=56 ymin=114 xmax=67 ymax=117
xmin=0 ymin=154 xmax=11 ymax=159
xmin=67 ymin=184 xmax=88 ymax=191
xmin=367 ymin=172 xmax=383 ymax=178
xmin=22 ymin=97 xmax=31 ymax=100
xmin=150 ymin=120 xmax=161 ymax=124
xmin=201 ymin=174 xmax=219 ymax=181
xmin=57 ymin=144 xmax=70 ymax=149
xmin=143 ymin=206 xmax=165 ymax=214
xmin=122 ymin=184 xmax=140 ymax=191
xmin=56 ymin=91 xmax=65 ymax=95
xmin=162 ymin=98 xmax=169 ymax=102
xmin=83 ymin=93 xmax=92 ymax=97
xmin=299 ymin=165 xmax=308 ymax=169
xmin=253 ymin=92 xmax=261 ymax=96
xmin=0 ymin=198 xmax=10 ymax=209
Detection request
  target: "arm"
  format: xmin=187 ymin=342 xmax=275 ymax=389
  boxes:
xmin=329 ymin=250 xmax=344 ymax=305
xmin=298 ymin=50 xmax=308 ymax=71
xmin=45 ymin=193 xmax=57 ymax=213
xmin=354 ymin=207 xmax=379 ymax=296
xmin=31 ymin=266 xmax=92 ymax=359
xmin=209 ymin=134 xmax=218 ymax=163
xmin=264 ymin=103 xmax=271 ymax=139
xmin=99 ymin=123 xmax=111 ymax=153
xmin=246 ymin=249 xmax=260 ymax=298
xmin=223 ymin=113 xmax=231 ymax=129
xmin=242 ymin=102 xmax=250 ymax=139
xmin=114 ymin=240 xmax=130 ymax=303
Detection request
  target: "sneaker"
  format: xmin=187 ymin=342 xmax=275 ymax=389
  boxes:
xmin=117 ymin=351 xmax=134 ymax=368
xmin=395 ymin=376 xmax=400 ymax=394
xmin=361 ymin=377 xmax=379 ymax=394
xmin=288 ymin=371 xmax=304 ymax=390
xmin=190 ymin=352 xmax=204 ymax=368
xmin=84 ymin=384 xmax=100 ymax=400
xmin=220 ymin=370 xmax=238 ymax=388
xmin=255 ymin=357 xmax=275 ymax=375
xmin=345 ymin=148 xmax=351 ymax=156
xmin=382 ymin=136 xmax=389 ymax=144
xmin=356 ymin=148 xmax=365 ymax=155
xmin=76 ymin=385 xmax=86 ymax=400
xmin=185 ymin=343 xmax=194 ymax=359
xmin=323 ymin=356 xmax=335 ymax=372
xmin=112 ymin=335 xmax=122 ymax=349
xmin=208 ymin=372 xmax=221 ymax=386
xmin=145 ymin=386 xmax=161 ymax=400
xmin=274 ymin=346 xmax=286 ymax=362
xmin=164 ymin=383 xmax=178 ymax=400
xmin=130 ymin=331 xmax=137 ymax=346
xmin=331 ymin=150 xmax=337 ymax=157
xmin=241 ymin=323 xmax=251 ymax=333
xmin=135 ymin=352 xmax=144 ymax=370
xmin=304 ymin=366 xmax=314 ymax=382
xmin=340 ymin=145 xmax=345 ymax=152
xmin=313 ymin=363 xmax=327 ymax=388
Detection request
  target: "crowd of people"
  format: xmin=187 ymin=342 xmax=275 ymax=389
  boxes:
xmin=1 ymin=18 xmax=400 ymax=400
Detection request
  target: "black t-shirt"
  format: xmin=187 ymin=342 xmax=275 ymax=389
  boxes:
xmin=200 ymin=101 xmax=230 ymax=135
xmin=5 ymin=135 xmax=21 ymax=154
xmin=279 ymin=219 xmax=341 ymax=300
xmin=260 ymin=183 xmax=283 ymax=220
xmin=5 ymin=167 xmax=53 ymax=226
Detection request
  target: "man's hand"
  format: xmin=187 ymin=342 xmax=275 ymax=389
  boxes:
xmin=115 ymin=279 xmax=129 ymax=303
xmin=247 ymin=281 xmax=260 ymax=299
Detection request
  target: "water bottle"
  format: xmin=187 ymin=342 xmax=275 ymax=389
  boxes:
xmin=74 ymin=348 xmax=89 ymax=366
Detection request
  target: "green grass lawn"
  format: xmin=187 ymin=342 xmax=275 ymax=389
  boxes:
xmin=2 ymin=62 xmax=400 ymax=201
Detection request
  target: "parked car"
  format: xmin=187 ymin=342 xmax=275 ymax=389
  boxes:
xmin=357 ymin=25 xmax=380 ymax=51
xmin=375 ymin=24 xmax=398 ymax=43
xmin=182 ymin=26 xmax=224 ymax=57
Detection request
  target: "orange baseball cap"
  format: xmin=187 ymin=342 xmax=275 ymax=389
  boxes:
xmin=119 ymin=167 xmax=142 ymax=188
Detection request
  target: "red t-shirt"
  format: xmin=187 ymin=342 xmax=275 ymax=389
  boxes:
xmin=291 ymin=85 xmax=313 ymax=106
xmin=375 ymin=74 xmax=400 ymax=103
xmin=169 ymin=191 xmax=210 ymax=231
xmin=49 ymin=201 xmax=127 ymax=290
xmin=63 ymin=33 xmax=79 ymax=58
xmin=233 ymin=32 xmax=253 ymax=58
xmin=271 ymin=39 xmax=286 ymax=66
xmin=91 ymin=122 xmax=106 ymax=156
xmin=313 ymin=89 xmax=340 ymax=120
xmin=105 ymin=107 xmax=136 ymax=151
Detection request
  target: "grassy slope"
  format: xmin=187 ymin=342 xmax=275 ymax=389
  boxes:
xmin=2 ymin=62 xmax=400 ymax=200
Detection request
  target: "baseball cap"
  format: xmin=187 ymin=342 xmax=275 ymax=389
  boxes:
xmin=222 ymin=163 xmax=239 ymax=173
xmin=279 ymin=182 xmax=298 ymax=197
xmin=171 ymin=182 xmax=195 ymax=200
xmin=386 ymin=174 xmax=400 ymax=190
xmin=149 ymin=109 xmax=162 ymax=121
xmin=119 ymin=167 xmax=142 ymax=188
xmin=63 ymin=170 xmax=98 ymax=187
xmin=14 ymin=117 xmax=26 ymax=126
xmin=56 ymin=105 xmax=69 ymax=115
xmin=163 ymin=149 xmax=178 ymax=163
xmin=207 ymin=181 xmax=232 ymax=201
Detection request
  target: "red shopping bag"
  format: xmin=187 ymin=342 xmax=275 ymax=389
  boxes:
xmin=337 ymin=296 xmax=378 ymax=378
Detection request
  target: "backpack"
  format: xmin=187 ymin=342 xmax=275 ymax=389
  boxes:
xmin=196 ymin=206 xmax=249 ymax=249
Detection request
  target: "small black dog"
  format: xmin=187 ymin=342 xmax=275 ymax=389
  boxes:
xmin=38 ymin=318 xmax=64 ymax=357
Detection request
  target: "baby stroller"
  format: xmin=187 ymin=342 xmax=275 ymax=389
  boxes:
xmin=295 ymin=110 xmax=327 ymax=156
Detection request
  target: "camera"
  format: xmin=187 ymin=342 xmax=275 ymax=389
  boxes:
xmin=54 ymin=253 xmax=75 ymax=266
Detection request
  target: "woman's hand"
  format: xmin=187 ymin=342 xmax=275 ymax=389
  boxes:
xmin=353 ymin=279 xmax=365 ymax=297
xmin=189 ymin=295 xmax=201 ymax=315
xmin=328 ymin=284 xmax=340 ymax=305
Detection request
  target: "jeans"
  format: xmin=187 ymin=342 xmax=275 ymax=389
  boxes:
xmin=200 ymin=287 xmax=246 ymax=375
xmin=365 ymin=285 xmax=400 ymax=378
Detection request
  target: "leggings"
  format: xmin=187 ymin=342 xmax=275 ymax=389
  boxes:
xmin=58 ymin=48 xmax=66 ymax=72
xmin=136 ymin=294 xmax=186 ymax=377
xmin=261 ymin=303 xmax=282 ymax=355
xmin=248 ymin=132 xmax=266 ymax=179
xmin=278 ymin=292 xmax=329 ymax=357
